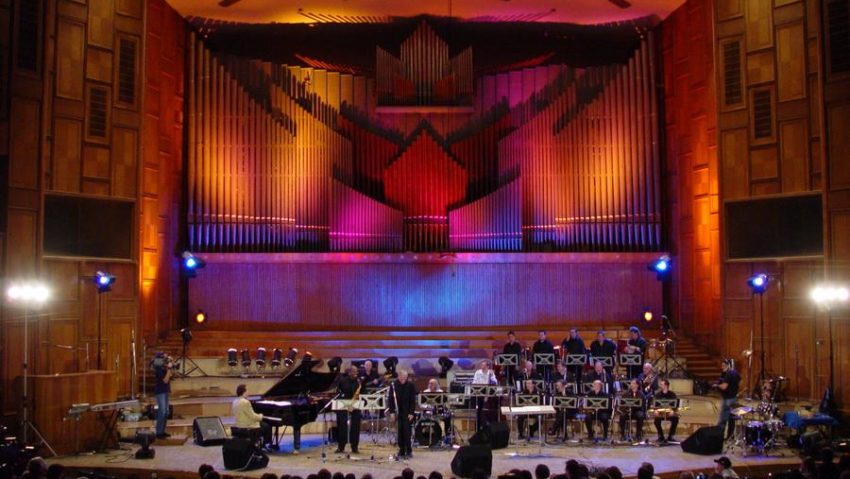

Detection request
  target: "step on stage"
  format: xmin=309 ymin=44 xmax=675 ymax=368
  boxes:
xmin=49 ymin=433 xmax=798 ymax=479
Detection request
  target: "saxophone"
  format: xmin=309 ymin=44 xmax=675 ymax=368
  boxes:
xmin=350 ymin=378 xmax=362 ymax=411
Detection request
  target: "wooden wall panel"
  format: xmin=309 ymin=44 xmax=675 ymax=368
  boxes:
xmin=56 ymin=19 xmax=85 ymax=99
xmin=721 ymin=128 xmax=749 ymax=198
xmin=5 ymin=209 xmax=37 ymax=278
xmin=779 ymin=119 xmax=809 ymax=192
xmin=776 ymin=23 xmax=807 ymax=101
xmin=52 ymin=118 xmax=82 ymax=192
xmin=87 ymin=0 xmax=114 ymax=49
xmin=827 ymin=103 xmax=850 ymax=188
xmin=111 ymin=127 xmax=137 ymax=197
xmin=745 ymin=0 xmax=773 ymax=51
xmin=9 ymin=98 xmax=39 ymax=188
xmin=188 ymin=253 xmax=663 ymax=331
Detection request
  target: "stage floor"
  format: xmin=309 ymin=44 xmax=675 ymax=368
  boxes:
xmin=48 ymin=433 xmax=800 ymax=479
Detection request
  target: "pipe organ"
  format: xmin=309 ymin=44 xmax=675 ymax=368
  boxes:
xmin=186 ymin=21 xmax=662 ymax=253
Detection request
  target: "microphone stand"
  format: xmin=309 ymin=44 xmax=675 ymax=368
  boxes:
xmin=320 ymin=392 xmax=342 ymax=463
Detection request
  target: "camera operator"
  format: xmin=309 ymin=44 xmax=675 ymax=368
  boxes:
xmin=152 ymin=352 xmax=174 ymax=439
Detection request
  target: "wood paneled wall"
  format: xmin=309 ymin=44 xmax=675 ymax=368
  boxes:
xmin=188 ymin=253 xmax=664 ymax=331
xmin=661 ymin=0 xmax=721 ymax=353
xmin=1 ymin=0 xmax=187 ymax=420
xmin=142 ymin=0 xmax=187 ymax=345
xmin=660 ymin=0 xmax=850 ymax=407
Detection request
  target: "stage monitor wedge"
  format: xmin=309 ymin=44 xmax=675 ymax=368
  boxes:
xmin=193 ymin=416 xmax=227 ymax=446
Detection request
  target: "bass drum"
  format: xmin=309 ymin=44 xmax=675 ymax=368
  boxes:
xmin=745 ymin=421 xmax=773 ymax=447
xmin=414 ymin=417 xmax=443 ymax=447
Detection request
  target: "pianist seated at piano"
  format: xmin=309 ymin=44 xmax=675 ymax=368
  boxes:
xmin=232 ymin=384 xmax=276 ymax=451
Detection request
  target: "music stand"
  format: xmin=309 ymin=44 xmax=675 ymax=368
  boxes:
xmin=619 ymin=354 xmax=642 ymax=367
xmin=420 ymin=392 xmax=448 ymax=408
xmin=552 ymin=396 xmax=579 ymax=440
xmin=532 ymin=380 xmax=547 ymax=394
xmin=515 ymin=395 xmax=541 ymax=407
xmin=618 ymin=397 xmax=644 ymax=442
xmin=652 ymin=398 xmax=680 ymax=410
xmin=592 ymin=356 xmax=614 ymax=368
xmin=583 ymin=397 xmax=610 ymax=443
xmin=495 ymin=354 xmax=519 ymax=366
xmin=565 ymin=354 xmax=587 ymax=366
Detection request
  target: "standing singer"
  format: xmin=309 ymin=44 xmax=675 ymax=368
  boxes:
xmin=335 ymin=366 xmax=362 ymax=454
xmin=388 ymin=370 xmax=417 ymax=460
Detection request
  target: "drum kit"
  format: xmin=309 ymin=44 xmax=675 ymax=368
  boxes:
xmin=727 ymin=376 xmax=788 ymax=456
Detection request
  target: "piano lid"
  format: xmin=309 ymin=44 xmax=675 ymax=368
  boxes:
xmin=261 ymin=358 xmax=339 ymax=398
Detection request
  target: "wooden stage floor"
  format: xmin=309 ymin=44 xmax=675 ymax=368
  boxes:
xmin=48 ymin=433 xmax=800 ymax=479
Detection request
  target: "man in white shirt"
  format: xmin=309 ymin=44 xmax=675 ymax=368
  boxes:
xmin=472 ymin=360 xmax=497 ymax=429
xmin=473 ymin=360 xmax=498 ymax=385
xmin=232 ymin=384 xmax=273 ymax=450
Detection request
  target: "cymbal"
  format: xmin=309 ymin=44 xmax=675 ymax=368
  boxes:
xmin=731 ymin=406 xmax=753 ymax=416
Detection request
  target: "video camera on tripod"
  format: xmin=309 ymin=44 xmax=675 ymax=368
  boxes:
xmin=150 ymin=352 xmax=174 ymax=372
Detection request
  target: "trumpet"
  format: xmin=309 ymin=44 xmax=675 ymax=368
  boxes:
xmin=642 ymin=372 xmax=657 ymax=394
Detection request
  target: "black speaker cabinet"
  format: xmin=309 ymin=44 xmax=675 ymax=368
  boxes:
xmin=468 ymin=422 xmax=510 ymax=450
xmin=681 ymin=426 xmax=724 ymax=455
xmin=193 ymin=416 xmax=227 ymax=446
xmin=222 ymin=437 xmax=269 ymax=471
xmin=451 ymin=445 xmax=492 ymax=477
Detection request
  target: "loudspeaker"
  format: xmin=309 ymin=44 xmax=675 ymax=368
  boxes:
xmin=193 ymin=417 xmax=227 ymax=446
xmin=681 ymin=426 xmax=724 ymax=455
xmin=451 ymin=445 xmax=492 ymax=477
xmin=222 ymin=437 xmax=269 ymax=471
xmin=468 ymin=422 xmax=510 ymax=450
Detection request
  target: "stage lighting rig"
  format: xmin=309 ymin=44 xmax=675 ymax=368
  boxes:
xmin=93 ymin=271 xmax=116 ymax=293
xmin=327 ymin=356 xmax=343 ymax=373
xmin=284 ymin=348 xmax=298 ymax=367
xmin=181 ymin=251 xmax=206 ymax=277
xmin=747 ymin=274 xmax=769 ymax=294
xmin=648 ymin=255 xmax=671 ymax=281
xmin=194 ymin=310 xmax=207 ymax=325
xmin=271 ymin=348 xmax=282 ymax=369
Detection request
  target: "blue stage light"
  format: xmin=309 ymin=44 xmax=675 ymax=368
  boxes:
xmin=648 ymin=255 xmax=671 ymax=280
xmin=747 ymin=273 xmax=769 ymax=294
xmin=181 ymin=251 xmax=206 ymax=277
xmin=93 ymin=271 xmax=116 ymax=293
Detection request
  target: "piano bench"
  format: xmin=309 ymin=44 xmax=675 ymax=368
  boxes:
xmin=230 ymin=427 xmax=262 ymax=446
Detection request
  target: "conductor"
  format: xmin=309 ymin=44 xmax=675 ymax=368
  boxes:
xmin=388 ymin=369 xmax=418 ymax=460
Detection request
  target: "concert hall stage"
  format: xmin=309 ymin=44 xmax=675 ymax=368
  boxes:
xmin=50 ymin=433 xmax=799 ymax=479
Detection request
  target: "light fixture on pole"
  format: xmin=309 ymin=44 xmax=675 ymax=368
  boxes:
xmin=810 ymin=283 xmax=849 ymax=410
xmin=746 ymin=273 xmax=769 ymax=391
xmin=6 ymin=281 xmax=56 ymax=454
xmin=91 ymin=271 xmax=116 ymax=370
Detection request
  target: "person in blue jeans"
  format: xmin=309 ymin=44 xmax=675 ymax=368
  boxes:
xmin=153 ymin=352 xmax=174 ymax=439
xmin=716 ymin=358 xmax=741 ymax=439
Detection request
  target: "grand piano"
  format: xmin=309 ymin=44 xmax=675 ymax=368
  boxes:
xmin=251 ymin=358 xmax=339 ymax=448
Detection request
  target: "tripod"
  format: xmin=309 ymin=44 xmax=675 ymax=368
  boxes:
xmin=173 ymin=330 xmax=206 ymax=377
xmin=652 ymin=320 xmax=689 ymax=378
xmin=19 ymin=306 xmax=57 ymax=456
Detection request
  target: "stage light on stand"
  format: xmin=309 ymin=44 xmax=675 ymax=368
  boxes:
xmin=240 ymin=349 xmax=251 ymax=370
xmin=194 ymin=310 xmax=207 ymax=325
xmin=180 ymin=328 xmax=193 ymax=344
xmin=226 ymin=348 xmax=238 ymax=371
xmin=271 ymin=348 xmax=282 ymax=369
xmin=93 ymin=271 xmax=116 ymax=293
xmin=284 ymin=348 xmax=298 ymax=367
xmin=327 ymin=356 xmax=342 ymax=373
xmin=303 ymin=351 xmax=313 ymax=362
xmin=438 ymin=356 xmax=454 ymax=378
xmin=811 ymin=283 xmax=849 ymax=402
xmin=134 ymin=430 xmax=156 ymax=459
xmin=642 ymin=309 xmax=654 ymax=324
xmin=747 ymin=274 xmax=769 ymax=294
xmin=256 ymin=347 xmax=266 ymax=370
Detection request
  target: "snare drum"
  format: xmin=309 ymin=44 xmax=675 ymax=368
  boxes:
xmin=414 ymin=417 xmax=443 ymax=447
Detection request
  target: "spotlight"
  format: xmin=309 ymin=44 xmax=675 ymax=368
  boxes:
xmin=240 ymin=349 xmax=251 ymax=369
xmin=648 ymin=255 xmax=671 ymax=280
xmin=383 ymin=356 xmax=399 ymax=377
xmin=438 ymin=356 xmax=454 ymax=378
xmin=226 ymin=348 xmax=238 ymax=369
xmin=181 ymin=251 xmax=206 ymax=277
xmin=303 ymin=351 xmax=313 ymax=362
xmin=93 ymin=271 xmax=116 ymax=293
xmin=328 ymin=356 xmax=343 ymax=373
xmin=6 ymin=282 xmax=50 ymax=304
xmin=284 ymin=348 xmax=298 ymax=367
xmin=194 ymin=310 xmax=207 ymax=325
xmin=642 ymin=309 xmax=653 ymax=323
xmin=180 ymin=327 xmax=193 ymax=344
xmin=271 ymin=348 xmax=282 ymax=369
xmin=134 ymin=430 xmax=156 ymax=459
xmin=747 ymin=274 xmax=769 ymax=294
xmin=811 ymin=284 xmax=850 ymax=307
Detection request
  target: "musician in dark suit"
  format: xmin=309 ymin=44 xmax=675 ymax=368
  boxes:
xmin=388 ymin=369 xmax=418 ymax=460
xmin=590 ymin=331 xmax=617 ymax=375
xmin=637 ymin=363 xmax=659 ymax=397
xmin=584 ymin=380 xmax=611 ymax=441
xmin=653 ymin=379 xmax=679 ymax=442
xmin=502 ymin=331 xmax=524 ymax=386
xmin=589 ymin=360 xmax=614 ymax=394
xmin=625 ymin=326 xmax=649 ymax=379
xmin=335 ymin=366 xmax=362 ymax=454
xmin=561 ymin=328 xmax=587 ymax=386
xmin=359 ymin=360 xmax=382 ymax=392
xmin=548 ymin=380 xmax=577 ymax=440
xmin=516 ymin=380 xmax=543 ymax=439
xmin=532 ymin=330 xmax=555 ymax=382
xmin=617 ymin=380 xmax=647 ymax=441
xmin=554 ymin=362 xmax=574 ymax=385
